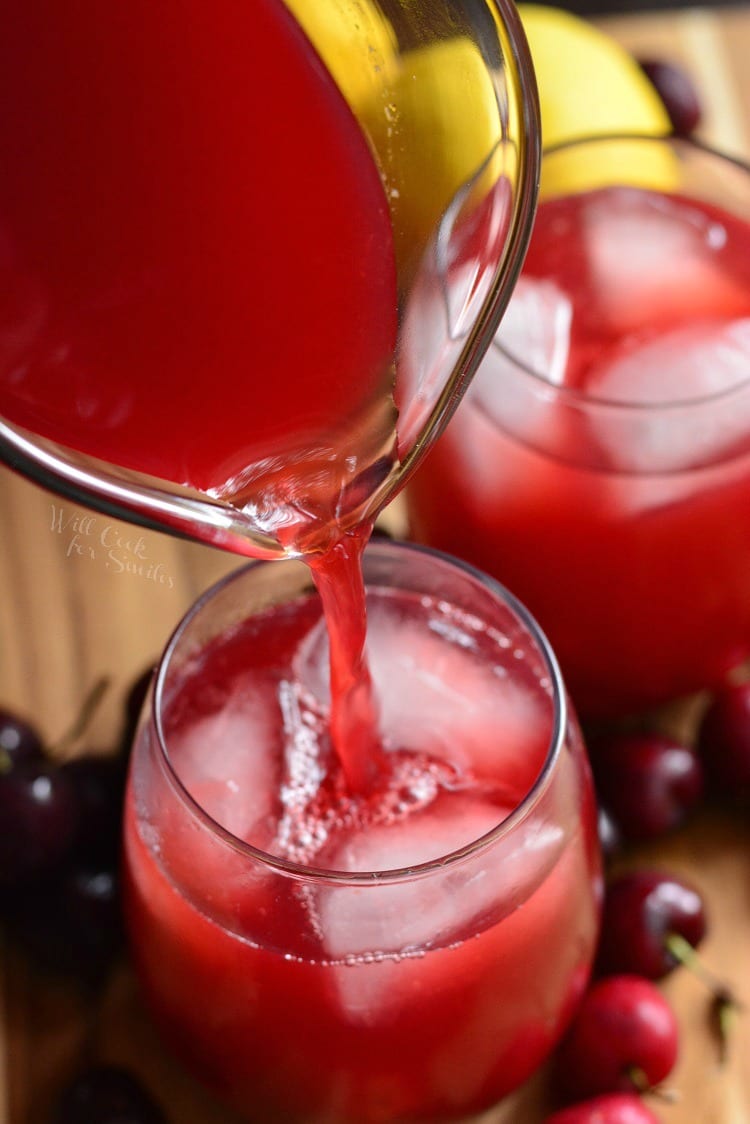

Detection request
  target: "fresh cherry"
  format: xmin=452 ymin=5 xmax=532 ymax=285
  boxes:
xmin=8 ymin=861 xmax=123 ymax=985
xmin=0 ymin=707 xmax=44 ymax=772
xmin=61 ymin=754 xmax=127 ymax=863
xmin=53 ymin=1064 xmax=166 ymax=1124
xmin=545 ymin=1092 xmax=661 ymax=1123
xmin=597 ymin=870 xmax=706 ymax=980
xmin=638 ymin=58 xmax=702 ymax=137
xmin=555 ymin=976 xmax=679 ymax=1101
xmin=590 ymin=732 xmax=703 ymax=842
xmin=0 ymin=759 xmax=78 ymax=889
xmin=697 ymin=681 xmax=750 ymax=806
xmin=597 ymin=869 xmax=740 ymax=1061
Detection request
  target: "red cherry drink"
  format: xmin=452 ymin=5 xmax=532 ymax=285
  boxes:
xmin=0 ymin=0 xmax=398 ymax=552
xmin=123 ymin=542 xmax=600 ymax=1123
xmin=408 ymin=181 xmax=750 ymax=716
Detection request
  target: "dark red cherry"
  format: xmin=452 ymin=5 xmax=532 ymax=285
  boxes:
xmin=545 ymin=1092 xmax=662 ymax=1123
xmin=555 ymin=976 xmax=679 ymax=1101
xmin=638 ymin=58 xmax=702 ymax=137
xmin=0 ymin=707 xmax=44 ymax=772
xmin=598 ymin=870 xmax=707 ymax=979
xmin=53 ymin=1065 xmax=166 ymax=1124
xmin=591 ymin=732 xmax=703 ymax=842
xmin=61 ymin=754 xmax=127 ymax=863
xmin=0 ymin=759 xmax=78 ymax=889
xmin=697 ymin=681 xmax=750 ymax=806
xmin=8 ymin=861 xmax=122 ymax=985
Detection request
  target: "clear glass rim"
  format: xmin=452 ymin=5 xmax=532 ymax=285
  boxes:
xmin=493 ymin=130 xmax=750 ymax=415
xmin=151 ymin=540 xmax=568 ymax=887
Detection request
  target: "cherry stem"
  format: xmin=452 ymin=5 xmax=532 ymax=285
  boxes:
xmin=664 ymin=932 xmax=744 ymax=1065
xmin=665 ymin=932 xmax=739 ymax=997
xmin=627 ymin=1067 xmax=679 ymax=1103
xmin=712 ymin=989 xmax=742 ymax=1066
xmin=53 ymin=676 xmax=111 ymax=759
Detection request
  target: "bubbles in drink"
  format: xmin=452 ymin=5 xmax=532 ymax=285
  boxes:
xmin=162 ymin=584 xmax=552 ymax=883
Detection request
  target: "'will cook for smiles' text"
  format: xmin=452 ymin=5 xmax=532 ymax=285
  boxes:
xmin=50 ymin=504 xmax=175 ymax=588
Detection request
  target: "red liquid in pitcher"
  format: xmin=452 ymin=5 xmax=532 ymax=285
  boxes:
xmin=0 ymin=0 xmax=398 ymax=542
xmin=408 ymin=187 xmax=750 ymax=715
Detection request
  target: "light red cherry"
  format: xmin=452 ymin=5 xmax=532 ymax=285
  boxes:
xmin=555 ymin=976 xmax=679 ymax=1101
xmin=545 ymin=1092 xmax=661 ymax=1123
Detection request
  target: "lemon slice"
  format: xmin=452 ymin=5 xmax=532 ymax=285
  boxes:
xmin=360 ymin=36 xmax=504 ymax=272
xmin=519 ymin=4 xmax=678 ymax=196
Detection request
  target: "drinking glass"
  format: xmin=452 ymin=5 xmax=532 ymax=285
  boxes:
xmin=0 ymin=0 xmax=539 ymax=561
xmin=407 ymin=133 xmax=750 ymax=718
xmin=123 ymin=540 xmax=601 ymax=1123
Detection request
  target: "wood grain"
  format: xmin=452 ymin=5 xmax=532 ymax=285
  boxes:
xmin=1 ymin=6 xmax=750 ymax=1123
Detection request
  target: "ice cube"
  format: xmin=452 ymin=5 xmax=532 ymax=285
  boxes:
xmin=319 ymin=797 xmax=505 ymax=955
xmin=470 ymin=277 xmax=571 ymax=424
xmin=489 ymin=276 xmax=572 ymax=388
xmin=365 ymin=598 xmax=550 ymax=793
xmin=588 ymin=318 xmax=750 ymax=473
xmin=317 ymin=793 xmax=564 ymax=1021
xmin=585 ymin=189 xmax=750 ymax=334
xmin=462 ymin=277 xmax=573 ymax=469
xmin=396 ymin=262 xmax=472 ymax=459
xmin=169 ymin=677 xmax=280 ymax=843
xmin=294 ymin=587 xmax=551 ymax=794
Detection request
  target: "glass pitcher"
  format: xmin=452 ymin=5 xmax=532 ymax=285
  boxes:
xmin=0 ymin=0 xmax=539 ymax=559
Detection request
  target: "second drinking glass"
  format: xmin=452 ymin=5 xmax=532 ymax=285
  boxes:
xmin=408 ymin=134 xmax=750 ymax=718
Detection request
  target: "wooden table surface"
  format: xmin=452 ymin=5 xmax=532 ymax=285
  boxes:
xmin=2 ymin=7 xmax=750 ymax=1123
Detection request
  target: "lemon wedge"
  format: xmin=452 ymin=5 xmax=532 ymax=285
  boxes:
xmin=360 ymin=36 xmax=504 ymax=273
xmin=519 ymin=4 xmax=678 ymax=196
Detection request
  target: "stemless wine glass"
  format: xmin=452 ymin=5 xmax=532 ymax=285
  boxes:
xmin=0 ymin=0 xmax=539 ymax=561
xmin=124 ymin=540 xmax=602 ymax=1124
xmin=407 ymin=133 xmax=750 ymax=718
